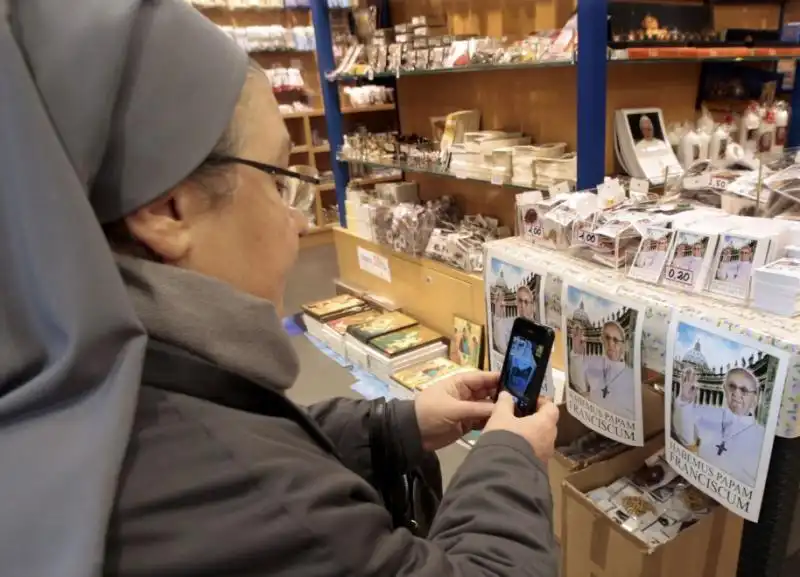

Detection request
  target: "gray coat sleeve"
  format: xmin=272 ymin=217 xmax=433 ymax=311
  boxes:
xmin=305 ymin=398 xmax=424 ymax=483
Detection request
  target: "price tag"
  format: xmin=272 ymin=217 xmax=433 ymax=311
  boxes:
xmin=665 ymin=266 xmax=694 ymax=286
xmin=548 ymin=181 xmax=571 ymax=197
xmin=583 ymin=231 xmax=600 ymax=247
xmin=629 ymin=178 xmax=649 ymax=195
xmin=491 ymin=172 xmax=505 ymax=186
xmin=530 ymin=224 xmax=544 ymax=239
xmin=710 ymin=177 xmax=729 ymax=191
xmin=572 ymin=225 xmax=586 ymax=245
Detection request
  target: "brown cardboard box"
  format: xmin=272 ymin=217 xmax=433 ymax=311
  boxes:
xmin=561 ymin=438 xmax=744 ymax=577
xmin=550 ymin=405 xmax=591 ymax=541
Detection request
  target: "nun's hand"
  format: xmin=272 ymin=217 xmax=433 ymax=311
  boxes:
xmin=414 ymin=372 xmax=498 ymax=452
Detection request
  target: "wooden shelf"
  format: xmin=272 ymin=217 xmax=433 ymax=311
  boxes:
xmin=281 ymin=103 xmax=396 ymax=120
xmin=341 ymin=103 xmax=397 ymax=114
xmin=311 ymin=144 xmax=331 ymax=153
xmin=290 ymin=145 xmax=309 ymax=154
xmin=317 ymin=173 xmax=403 ymax=192
xmin=306 ymin=223 xmax=334 ymax=235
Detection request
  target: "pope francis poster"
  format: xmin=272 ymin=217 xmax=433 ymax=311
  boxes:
xmin=563 ymin=283 xmax=644 ymax=445
xmin=665 ymin=315 xmax=789 ymax=522
xmin=485 ymin=257 xmax=555 ymax=399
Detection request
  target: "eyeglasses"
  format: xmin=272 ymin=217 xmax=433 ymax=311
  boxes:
xmin=602 ymin=333 xmax=625 ymax=345
xmin=727 ymin=383 xmax=757 ymax=396
xmin=208 ymin=156 xmax=321 ymax=185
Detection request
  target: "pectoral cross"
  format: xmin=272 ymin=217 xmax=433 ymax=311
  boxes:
xmin=715 ymin=441 xmax=727 ymax=456
xmin=601 ymin=385 xmax=610 ymax=398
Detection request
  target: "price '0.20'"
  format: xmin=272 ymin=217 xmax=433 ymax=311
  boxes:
xmin=666 ymin=266 xmax=693 ymax=285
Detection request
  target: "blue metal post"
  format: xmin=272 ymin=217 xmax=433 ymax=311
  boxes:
xmin=311 ymin=0 xmax=349 ymax=227
xmin=576 ymin=0 xmax=608 ymax=189
xmin=788 ymin=60 xmax=800 ymax=149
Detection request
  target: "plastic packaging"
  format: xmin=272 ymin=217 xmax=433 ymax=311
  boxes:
xmin=679 ymin=128 xmax=701 ymax=168
xmin=740 ymin=103 xmax=761 ymax=155
xmin=773 ymin=102 xmax=790 ymax=155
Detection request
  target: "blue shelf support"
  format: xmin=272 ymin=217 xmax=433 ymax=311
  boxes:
xmin=311 ymin=0 xmax=349 ymax=227
xmin=788 ymin=60 xmax=800 ymax=149
xmin=576 ymin=0 xmax=608 ymax=189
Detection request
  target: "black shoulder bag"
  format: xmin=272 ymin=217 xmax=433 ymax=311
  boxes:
xmin=368 ymin=397 xmax=443 ymax=537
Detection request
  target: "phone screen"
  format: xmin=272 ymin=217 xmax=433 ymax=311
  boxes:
xmin=499 ymin=319 xmax=554 ymax=415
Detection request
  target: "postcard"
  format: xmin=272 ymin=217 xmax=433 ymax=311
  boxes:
xmin=451 ymin=316 xmax=484 ymax=369
xmin=391 ymin=357 xmax=473 ymax=390
xmin=346 ymin=311 xmax=418 ymax=342
xmin=369 ymin=325 xmax=445 ymax=357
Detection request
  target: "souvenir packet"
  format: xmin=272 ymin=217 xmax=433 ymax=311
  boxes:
xmin=556 ymin=431 xmax=628 ymax=466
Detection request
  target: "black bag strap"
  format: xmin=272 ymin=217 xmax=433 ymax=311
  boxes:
xmin=141 ymin=339 xmax=341 ymax=459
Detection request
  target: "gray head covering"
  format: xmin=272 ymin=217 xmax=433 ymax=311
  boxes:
xmin=1 ymin=1 xmax=247 ymax=575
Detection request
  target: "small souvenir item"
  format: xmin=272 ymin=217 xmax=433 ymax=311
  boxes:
xmin=347 ymin=311 xmax=418 ymax=342
xmin=302 ymin=294 xmax=368 ymax=321
xmin=391 ymin=356 xmax=473 ymax=390
xmin=326 ymin=309 xmax=383 ymax=335
xmin=451 ymin=316 xmax=484 ymax=368
xmin=708 ymin=231 xmax=772 ymax=300
xmin=369 ymin=325 xmax=446 ymax=357
xmin=773 ymin=102 xmax=789 ymax=154
xmin=661 ymin=230 xmax=718 ymax=292
xmin=739 ymin=103 xmax=761 ymax=155
xmin=629 ymin=226 xmax=674 ymax=284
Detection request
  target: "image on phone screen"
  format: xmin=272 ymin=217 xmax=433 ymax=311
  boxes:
xmin=498 ymin=318 xmax=554 ymax=415
xmin=506 ymin=335 xmax=538 ymax=398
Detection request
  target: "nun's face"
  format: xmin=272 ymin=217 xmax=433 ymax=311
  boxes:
xmin=126 ymin=72 xmax=302 ymax=311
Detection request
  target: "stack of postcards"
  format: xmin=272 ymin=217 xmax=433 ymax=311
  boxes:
xmin=753 ymin=258 xmax=800 ymax=317
xmin=301 ymin=295 xmax=373 ymax=346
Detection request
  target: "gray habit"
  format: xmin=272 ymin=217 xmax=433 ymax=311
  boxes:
xmin=1 ymin=1 xmax=245 ymax=576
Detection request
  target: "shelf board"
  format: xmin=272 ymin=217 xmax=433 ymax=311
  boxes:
xmin=311 ymin=144 xmax=331 ymax=153
xmin=338 ymin=154 xmax=534 ymax=190
xmin=317 ymin=172 xmax=402 ymax=192
xmin=281 ymin=103 xmax=395 ymax=119
xmin=306 ymin=223 xmax=335 ymax=235
xmin=335 ymin=52 xmax=800 ymax=81
xmin=193 ymin=3 xmax=350 ymax=12
xmin=249 ymin=48 xmax=315 ymax=55
xmin=341 ymin=103 xmax=396 ymax=114
xmin=290 ymin=146 xmax=310 ymax=154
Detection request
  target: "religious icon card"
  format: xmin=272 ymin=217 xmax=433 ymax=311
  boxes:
xmin=628 ymin=226 xmax=674 ymax=284
xmin=661 ymin=230 xmax=718 ymax=293
xmin=562 ymin=281 xmax=645 ymax=445
xmin=665 ymin=314 xmax=790 ymax=522
xmin=707 ymin=233 xmax=771 ymax=300
xmin=451 ymin=316 xmax=484 ymax=369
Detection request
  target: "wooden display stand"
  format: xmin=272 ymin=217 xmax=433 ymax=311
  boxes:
xmin=334 ymin=226 xmax=566 ymax=369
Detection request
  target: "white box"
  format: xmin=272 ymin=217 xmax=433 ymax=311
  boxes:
xmin=366 ymin=342 xmax=448 ymax=385
xmin=303 ymin=314 xmax=327 ymax=342
xmin=344 ymin=333 xmax=371 ymax=368
xmin=320 ymin=325 xmax=346 ymax=357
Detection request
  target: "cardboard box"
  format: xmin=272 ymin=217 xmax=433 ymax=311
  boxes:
xmin=561 ymin=438 xmax=743 ymax=577
xmin=550 ymin=405 xmax=592 ymax=541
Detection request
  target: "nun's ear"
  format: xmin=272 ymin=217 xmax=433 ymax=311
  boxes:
xmin=124 ymin=192 xmax=191 ymax=263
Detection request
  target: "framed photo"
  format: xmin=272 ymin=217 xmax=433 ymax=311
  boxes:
xmin=628 ymin=226 xmax=674 ymax=284
xmin=563 ymin=282 xmax=645 ymax=445
xmin=707 ymin=233 xmax=769 ymax=300
xmin=661 ymin=230 xmax=717 ymax=292
xmin=451 ymin=316 xmax=484 ymax=369
xmin=665 ymin=315 xmax=790 ymax=522
xmin=392 ymin=357 xmax=472 ymax=391
xmin=347 ymin=311 xmax=418 ymax=342
xmin=625 ymin=109 xmax=669 ymax=155
xmin=369 ymin=325 xmax=445 ymax=357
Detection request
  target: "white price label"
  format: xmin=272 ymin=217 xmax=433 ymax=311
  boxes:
xmin=629 ymin=177 xmax=649 ymax=195
xmin=491 ymin=173 xmax=505 ymax=186
xmin=583 ymin=231 xmax=600 ymax=247
xmin=665 ymin=266 xmax=694 ymax=286
xmin=710 ymin=177 xmax=729 ymax=190
xmin=548 ymin=181 xmax=570 ymax=196
xmin=683 ymin=173 xmax=711 ymax=189
xmin=530 ymin=224 xmax=544 ymax=239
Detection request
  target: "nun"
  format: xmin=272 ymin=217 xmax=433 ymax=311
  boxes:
xmin=1 ymin=2 xmax=559 ymax=576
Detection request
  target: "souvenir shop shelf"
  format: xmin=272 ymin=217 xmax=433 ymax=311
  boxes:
xmin=337 ymin=154 xmax=533 ymax=190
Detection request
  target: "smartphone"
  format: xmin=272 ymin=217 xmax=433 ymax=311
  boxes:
xmin=496 ymin=318 xmax=556 ymax=416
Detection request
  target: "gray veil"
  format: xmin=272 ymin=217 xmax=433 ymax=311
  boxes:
xmin=0 ymin=1 xmax=247 ymax=575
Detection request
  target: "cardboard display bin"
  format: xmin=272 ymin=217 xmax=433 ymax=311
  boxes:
xmin=561 ymin=438 xmax=743 ymax=577
xmin=550 ymin=405 xmax=593 ymax=541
